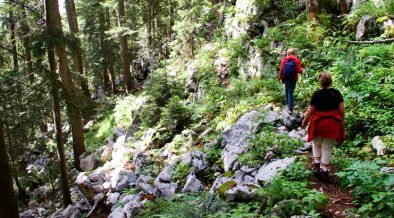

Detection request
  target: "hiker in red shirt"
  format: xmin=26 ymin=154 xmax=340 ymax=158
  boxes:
xmin=279 ymin=48 xmax=303 ymax=112
xmin=301 ymin=72 xmax=346 ymax=179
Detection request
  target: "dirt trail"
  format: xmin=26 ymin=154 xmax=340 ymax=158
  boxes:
xmin=306 ymin=156 xmax=356 ymax=218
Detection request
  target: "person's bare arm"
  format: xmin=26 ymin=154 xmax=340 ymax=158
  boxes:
xmin=302 ymin=105 xmax=316 ymax=129
xmin=339 ymin=102 xmax=345 ymax=118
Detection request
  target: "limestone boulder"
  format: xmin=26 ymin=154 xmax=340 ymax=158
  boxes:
xmin=254 ymin=157 xmax=296 ymax=185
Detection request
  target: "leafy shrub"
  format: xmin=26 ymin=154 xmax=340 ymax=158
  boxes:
xmin=385 ymin=0 xmax=394 ymax=15
xmin=144 ymin=72 xmax=185 ymax=107
xmin=281 ymin=156 xmax=312 ymax=181
xmin=139 ymin=103 xmax=161 ymax=128
xmin=255 ymin=177 xmax=328 ymax=217
xmin=171 ymin=163 xmax=192 ymax=183
xmin=160 ymin=96 xmax=193 ymax=131
xmin=336 ymin=160 xmax=394 ymax=217
xmin=136 ymin=192 xmax=235 ymax=217
xmin=238 ymin=129 xmax=303 ymax=168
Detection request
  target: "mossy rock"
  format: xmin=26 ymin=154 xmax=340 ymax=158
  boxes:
xmin=217 ymin=180 xmax=237 ymax=196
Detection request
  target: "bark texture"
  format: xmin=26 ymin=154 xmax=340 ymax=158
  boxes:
xmin=0 ymin=121 xmax=20 ymax=218
xmin=46 ymin=0 xmax=86 ymax=170
xmin=117 ymin=0 xmax=134 ymax=93
xmin=65 ymin=0 xmax=90 ymax=97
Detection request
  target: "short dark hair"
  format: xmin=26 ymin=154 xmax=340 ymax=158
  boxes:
xmin=318 ymin=72 xmax=332 ymax=88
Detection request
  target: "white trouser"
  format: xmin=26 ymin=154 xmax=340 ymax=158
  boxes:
xmin=312 ymin=137 xmax=336 ymax=164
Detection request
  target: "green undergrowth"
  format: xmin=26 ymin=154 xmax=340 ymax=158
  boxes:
xmin=238 ymin=127 xmax=303 ymax=168
xmin=98 ymin=1 xmax=394 ymax=216
xmin=336 ymin=159 xmax=394 ymax=217
xmin=84 ymin=95 xmax=146 ymax=150
xmin=84 ymin=106 xmax=115 ymax=150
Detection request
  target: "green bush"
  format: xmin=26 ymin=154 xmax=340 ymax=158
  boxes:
xmin=255 ymin=177 xmax=328 ymax=217
xmin=140 ymin=103 xmax=161 ymax=128
xmin=281 ymin=156 xmax=312 ymax=182
xmin=160 ymin=96 xmax=193 ymax=131
xmin=238 ymin=129 xmax=303 ymax=168
xmin=336 ymin=160 xmax=394 ymax=217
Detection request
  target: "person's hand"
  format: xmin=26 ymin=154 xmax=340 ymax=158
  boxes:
xmin=301 ymin=121 xmax=307 ymax=129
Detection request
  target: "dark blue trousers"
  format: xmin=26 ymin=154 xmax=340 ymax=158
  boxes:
xmin=285 ymin=80 xmax=296 ymax=111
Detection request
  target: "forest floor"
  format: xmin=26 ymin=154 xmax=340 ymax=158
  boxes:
xmin=306 ymin=156 xmax=356 ymax=218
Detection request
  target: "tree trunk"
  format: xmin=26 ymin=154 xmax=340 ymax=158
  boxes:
xmin=0 ymin=121 xmax=20 ymax=218
xmin=117 ymin=0 xmax=134 ymax=93
xmin=47 ymin=40 xmax=72 ymax=206
xmin=98 ymin=10 xmax=110 ymax=92
xmin=65 ymin=0 xmax=90 ymax=97
xmin=306 ymin=0 xmax=321 ymax=21
xmin=105 ymin=9 xmax=117 ymax=94
xmin=45 ymin=0 xmax=86 ymax=170
xmin=10 ymin=10 xmax=19 ymax=72
xmin=21 ymin=9 xmax=34 ymax=83
xmin=338 ymin=0 xmax=348 ymax=14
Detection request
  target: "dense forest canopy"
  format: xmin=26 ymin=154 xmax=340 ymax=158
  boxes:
xmin=0 ymin=0 xmax=393 ymax=217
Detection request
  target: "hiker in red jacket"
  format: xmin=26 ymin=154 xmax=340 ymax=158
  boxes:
xmin=301 ymin=72 xmax=346 ymax=179
xmin=279 ymin=48 xmax=303 ymax=112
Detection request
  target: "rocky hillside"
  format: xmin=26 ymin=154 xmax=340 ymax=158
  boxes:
xmin=18 ymin=0 xmax=394 ymax=217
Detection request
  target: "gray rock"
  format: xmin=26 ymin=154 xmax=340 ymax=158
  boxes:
xmin=75 ymin=197 xmax=92 ymax=212
xmin=222 ymin=110 xmax=262 ymax=171
xmin=79 ymin=152 xmax=96 ymax=172
xmin=20 ymin=209 xmax=35 ymax=218
xmin=32 ymin=186 xmax=51 ymax=200
xmin=209 ymin=176 xmax=232 ymax=193
xmin=240 ymin=166 xmax=256 ymax=174
xmin=76 ymin=171 xmax=106 ymax=203
xmin=106 ymin=192 xmax=120 ymax=206
xmin=113 ymin=127 xmax=125 ymax=140
xmin=263 ymin=111 xmax=280 ymax=124
xmin=185 ymin=66 xmax=198 ymax=92
xmin=356 ymin=15 xmax=379 ymax=39
xmin=36 ymin=208 xmax=46 ymax=217
xmin=255 ymin=157 xmax=296 ymax=185
xmin=136 ymin=175 xmax=156 ymax=195
xmin=381 ymin=167 xmax=394 ymax=174
xmin=124 ymin=199 xmax=145 ymax=218
xmin=101 ymin=140 xmax=114 ymax=162
xmin=108 ymin=207 xmax=126 ymax=218
xmin=155 ymin=181 xmax=178 ymax=198
xmin=180 ymin=151 xmax=208 ymax=173
xmin=48 ymin=210 xmax=64 ymax=218
xmin=372 ymin=136 xmax=386 ymax=155
xmin=116 ymin=172 xmax=138 ymax=191
xmin=238 ymin=45 xmax=264 ymax=78
xmin=112 ymin=135 xmax=127 ymax=163
xmin=126 ymin=116 xmax=141 ymax=139
xmin=225 ymin=0 xmax=259 ymax=38
xmin=282 ymin=109 xmax=303 ymax=129
xmin=182 ymin=175 xmax=203 ymax=192
xmin=224 ymin=185 xmax=252 ymax=201
xmin=83 ymin=120 xmax=94 ymax=130
xmin=62 ymin=205 xmax=80 ymax=218
xmin=156 ymin=165 xmax=173 ymax=183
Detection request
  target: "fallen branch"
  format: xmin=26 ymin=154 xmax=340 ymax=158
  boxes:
xmin=348 ymin=38 xmax=394 ymax=44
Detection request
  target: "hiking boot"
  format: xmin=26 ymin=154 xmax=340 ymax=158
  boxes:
xmin=312 ymin=163 xmax=320 ymax=173
xmin=321 ymin=170 xmax=330 ymax=182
